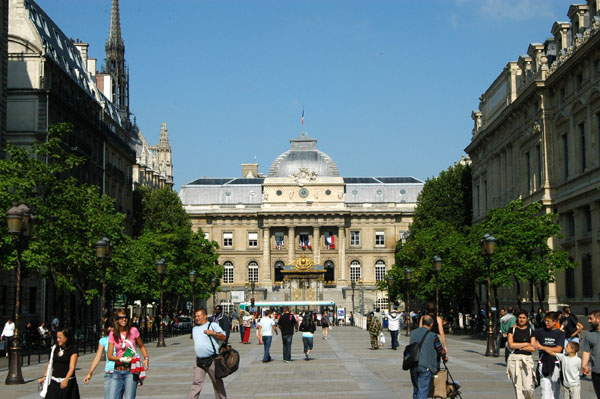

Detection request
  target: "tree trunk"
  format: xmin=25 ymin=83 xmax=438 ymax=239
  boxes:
xmin=529 ymin=279 xmax=535 ymax=313
xmin=536 ymin=282 xmax=546 ymax=311
xmin=514 ymin=276 xmax=522 ymax=310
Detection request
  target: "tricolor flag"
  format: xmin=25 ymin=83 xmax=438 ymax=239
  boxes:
xmin=325 ymin=235 xmax=335 ymax=249
xmin=302 ymin=108 xmax=304 ymax=125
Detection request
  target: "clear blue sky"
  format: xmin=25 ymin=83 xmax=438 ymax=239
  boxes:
xmin=37 ymin=0 xmax=571 ymax=189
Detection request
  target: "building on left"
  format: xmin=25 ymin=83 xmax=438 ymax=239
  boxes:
xmin=0 ymin=0 xmax=173 ymax=328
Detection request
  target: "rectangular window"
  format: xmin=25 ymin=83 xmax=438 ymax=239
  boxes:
xmin=350 ymin=231 xmax=360 ymax=246
xmin=585 ymin=206 xmax=592 ymax=233
xmin=565 ymin=267 xmax=575 ymax=298
xmin=350 ymin=265 xmax=361 ymax=281
xmin=526 ymin=151 xmax=531 ymax=192
xmin=375 ymin=231 xmax=385 ymax=246
xmin=563 ymin=134 xmax=569 ymax=180
xmin=567 ymin=213 xmax=575 ymax=237
xmin=248 ymin=232 xmax=258 ymax=248
xmin=580 ymin=123 xmax=586 ymax=172
xmin=274 ymin=232 xmax=285 ymax=249
xmin=28 ymin=287 xmax=36 ymax=314
xmin=298 ymin=233 xmax=311 ymax=249
xmin=324 ymin=232 xmax=336 ymax=249
xmin=375 ymin=265 xmax=386 ymax=281
xmin=582 ymin=254 xmax=593 ymax=297
xmin=223 ymin=232 xmax=233 ymax=248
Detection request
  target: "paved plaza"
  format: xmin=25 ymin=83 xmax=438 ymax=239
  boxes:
xmin=0 ymin=326 xmax=596 ymax=398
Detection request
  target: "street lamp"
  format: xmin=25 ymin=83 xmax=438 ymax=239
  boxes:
xmin=211 ymin=277 xmax=218 ymax=310
xmin=95 ymin=237 xmax=112 ymax=333
xmin=432 ymin=255 xmax=442 ymax=317
xmin=350 ymin=279 xmax=356 ymax=326
xmin=405 ymin=267 xmax=412 ymax=337
xmin=156 ymin=258 xmax=167 ymax=347
xmin=482 ymin=233 xmax=498 ymax=357
xmin=5 ymin=201 xmax=33 ymax=385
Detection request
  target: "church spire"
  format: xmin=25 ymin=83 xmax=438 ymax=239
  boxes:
xmin=105 ymin=0 xmax=129 ymax=127
xmin=158 ymin=122 xmax=171 ymax=149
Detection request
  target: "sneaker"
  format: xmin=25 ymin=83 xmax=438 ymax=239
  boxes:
xmin=305 ymin=352 xmax=309 ymax=360
xmin=283 ymin=360 xmax=290 ymax=363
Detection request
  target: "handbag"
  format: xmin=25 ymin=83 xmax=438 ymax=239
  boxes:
xmin=40 ymin=345 xmax=56 ymax=398
xmin=208 ymin=323 xmax=240 ymax=378
xmin=402 ymin=330 xmax=429 ymax=370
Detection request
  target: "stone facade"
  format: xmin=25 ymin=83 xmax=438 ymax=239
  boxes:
xmin=132 ymin=122 xmax=173 ymax=189
xmin=466 ymin=0 xmax=600 ymax=313
xmin=180 ymin=135 xmax=423 ymax=314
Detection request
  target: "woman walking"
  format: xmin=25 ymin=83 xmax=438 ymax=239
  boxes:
xmin=507 ymin=310 xmax=537 ymax=399
xmin=321 ymin=310 xmax=330 ymax=340
xmin=38 ymin=328 xmax=80 ymax=399
xmin=83 ymin=320 xmax=115 ymax=399
xmin=368 ymin=312 xmax=382 ymax=350
xmin=299 ymin=312 xmax=316 ymax=360
xmin=107 ymin=309 xmax=150 ymax=399
xmin=242 ymin=311 xmax=253 ymax=344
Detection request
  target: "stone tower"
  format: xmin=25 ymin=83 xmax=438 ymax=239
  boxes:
xmin=151 ymin=123 xmax=173 ymax=186
xmin=105 ymin=0 xmax=129 ymax=127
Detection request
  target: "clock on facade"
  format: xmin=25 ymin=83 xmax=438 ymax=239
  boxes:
xmin=299 ymin=188 xmax=309 ymax=198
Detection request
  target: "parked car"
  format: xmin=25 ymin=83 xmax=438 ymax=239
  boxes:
xmin=174 ymin=316 xmax=192 ymax=332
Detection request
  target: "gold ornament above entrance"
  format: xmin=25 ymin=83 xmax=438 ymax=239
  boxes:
xmin=280 ymin=255 xmax=325 ymax=302
xmin=281 ymin=255 xmax=326 ymax=274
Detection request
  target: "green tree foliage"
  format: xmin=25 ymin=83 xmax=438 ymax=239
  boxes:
xmin=0 ymin=123 xmax=127 ymax=303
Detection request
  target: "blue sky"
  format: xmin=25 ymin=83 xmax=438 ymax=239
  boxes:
xmin=37 ymin=0 xmax=572 ymax=189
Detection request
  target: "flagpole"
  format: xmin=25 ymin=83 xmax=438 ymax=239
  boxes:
xmin=301 ymin=107 xmax=305 ymax=136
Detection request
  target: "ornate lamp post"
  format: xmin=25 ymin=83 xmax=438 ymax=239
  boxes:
xmin=95 ymin=237 xmax=112 ymax=332
xmin=189 ymin=270 xmax=197 ymax=339
xmin=156 ymin=258 xmax=167 ymax=347
xmin=211 ymin=277 xmax=218 ymax=310
xmin=482 ymin=233 xmax=498 ymax=357
xmin=405 ymin=267 xmax=412 ymax=337
xmin=350 ymin=279 xmax=356 ymax=326
xmin=432 ymin=255 xmax=442 ymax=317
xmin=5 ymin=202 xmax=33 ymax=385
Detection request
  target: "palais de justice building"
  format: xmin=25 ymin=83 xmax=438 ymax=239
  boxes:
xmin=179 ymin=135 xmax=423 ymax=313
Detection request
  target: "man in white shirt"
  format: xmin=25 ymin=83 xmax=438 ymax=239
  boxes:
xmin=387 ymin=310 xmax=401 ymax=350
xmin=258 ymin=310 xmax=278 ymax=363
xmin=1 ymin=318 xmax=15 ymax=357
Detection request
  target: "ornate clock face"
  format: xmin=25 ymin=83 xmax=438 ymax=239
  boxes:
xmin=299 ymin=188 xmax=309 ymax=198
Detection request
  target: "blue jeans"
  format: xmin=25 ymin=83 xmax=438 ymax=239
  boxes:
xmin=109 ymin=370 xmax=137 ymax=399
xmin=410 ymin=366 xmax=432 ymax=399
xmin=104 ymin=372 xmax=113 ymax=399
xmin=302 ymin=336 xmax=313 ymax=353
xmin=282 ymin=334 xmax=293 ymax=361
xmin=390 ymin=330 xmax=399 ymax=349
xmin=262 ymin=335 xmax=272 ymax=361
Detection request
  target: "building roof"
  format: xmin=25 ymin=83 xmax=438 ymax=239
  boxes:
xmin=268 ymin=135 xmax=339 ymax=177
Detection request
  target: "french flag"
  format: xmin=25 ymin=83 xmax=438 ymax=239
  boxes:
xmin=302 ymin=108 xmax=304 ymax=125
xmin=326 ymin=235 xmax=335 ymax=249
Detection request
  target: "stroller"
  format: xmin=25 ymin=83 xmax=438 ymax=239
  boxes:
xmin=429 ymin=360 xmax=462 ymax=398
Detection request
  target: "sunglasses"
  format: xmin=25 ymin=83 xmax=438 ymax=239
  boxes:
xmin=117 ymin=316 xmax=128 ymax=320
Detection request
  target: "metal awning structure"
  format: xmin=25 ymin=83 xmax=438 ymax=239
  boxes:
xmin=239 ymin=300 xmax=335 ymax=310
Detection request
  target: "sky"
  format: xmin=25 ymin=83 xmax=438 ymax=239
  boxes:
xmin=36 ymin=0 xmax=573 ymax=190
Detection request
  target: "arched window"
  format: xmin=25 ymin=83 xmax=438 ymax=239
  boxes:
xmin=324 ymin=260 xmax=335 ymax=282
xmin=375 ymin=260 xmax=386 ymax=281
xmin=248 ymin=261 xmax=259 ymax=282
xmin=350 ymin=260 xmax=361 ymax=282
xmin=223 ymin=261 xmax=234 ymax=284
xmin=274 ymin=261 xmax=285 ymax=282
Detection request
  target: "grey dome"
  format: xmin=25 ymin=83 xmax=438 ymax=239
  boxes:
xmin=268 ymin=135 xmax=339 ymax=177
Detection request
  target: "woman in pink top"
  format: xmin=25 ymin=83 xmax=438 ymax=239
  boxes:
xmin=107 ymin=309 xmax=149 ymax=399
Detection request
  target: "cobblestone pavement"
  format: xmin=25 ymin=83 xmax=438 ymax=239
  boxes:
xmin=0 ymin=327 xmax=596 ymax=398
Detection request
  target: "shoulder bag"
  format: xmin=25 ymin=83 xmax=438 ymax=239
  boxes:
xmin=402 ymin=330 xmax=429 ymax=370
xmin=207 ymin=323 xmax=240 ymax=378
xmin=40 ymin=345 xmax=56 ymax=398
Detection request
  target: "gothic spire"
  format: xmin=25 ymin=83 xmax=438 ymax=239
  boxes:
xmin=158 ymin=123 xmax=171 ymax=149
xmin=107 ymin=0 xmax=124 ymax=51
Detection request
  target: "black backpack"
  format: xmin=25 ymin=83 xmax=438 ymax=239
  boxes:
xmin=402 ymin=330 xmax=430 ymax=370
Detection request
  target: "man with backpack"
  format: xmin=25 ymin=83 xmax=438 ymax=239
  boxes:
xmin=408 ymin=315 xmax=448 ymax=399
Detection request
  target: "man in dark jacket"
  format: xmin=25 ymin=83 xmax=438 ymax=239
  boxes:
xmin=409 ymin=315 xmax=448 ymax=399
xmin=278 ymin=306 xmax=298 ymax=362
xmin=210 ymin=306 xmax=232 ymax=345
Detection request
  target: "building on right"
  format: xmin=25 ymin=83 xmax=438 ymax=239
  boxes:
xmin=466 ymin=1 xmax=600 ymax=313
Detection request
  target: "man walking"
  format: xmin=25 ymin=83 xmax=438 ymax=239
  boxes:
xmin=582 ymin=310 xmax=600 ymax=398
xmin=258 ymin=310 xmax=278 ymax=363
xmin=388 ymin=309 xmax=401 ymax=350
xmin=497 ymin=307 xmax=516 ymax=361
xmin=409 ymin=315 xmax=448 ymax=399
xmin=190 ymin=308 xmax=227 ymax=399
xmin=278 ymin=306 xmax=297 ymax=362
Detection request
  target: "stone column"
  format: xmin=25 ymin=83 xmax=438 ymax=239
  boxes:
xmin=263 ymin=227 xmax=271 ymax=282
xmin=339 ymin=227 xmax=346 ymax=281
xmin=313 ymin=226 xmax=320 ymax=264
xmin=288 ymin=226 xmax=295 ymax=264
